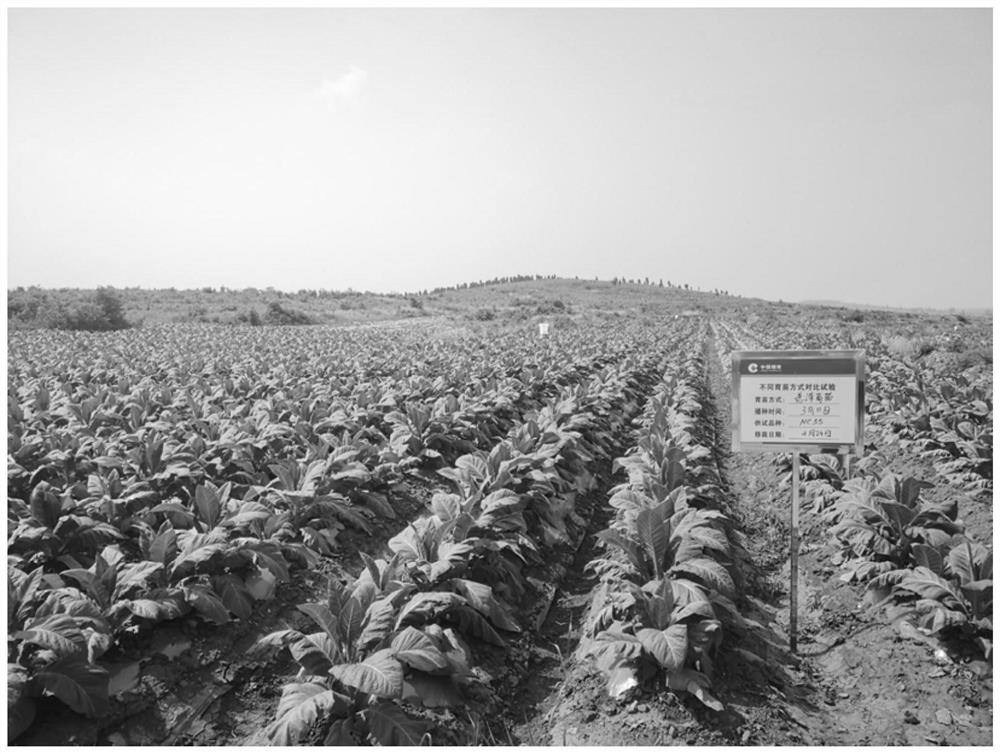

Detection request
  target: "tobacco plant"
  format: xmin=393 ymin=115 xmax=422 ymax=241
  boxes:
xmin=869 ymin=538 xmax=992 ymax=658
xmin=588 ymin=577 xmax=723 ymax=710
xmin=255 ymin=568 xmax=481 ymax=745
xmin=592 ymin=493 xmax=733 ymax=595
xmin=829 ymin=474 xmax=964 ymax=582
xmin=8 ymin=567 xmax=111 ymax=742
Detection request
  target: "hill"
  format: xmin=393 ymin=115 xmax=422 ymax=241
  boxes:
xmin=7 ymin=277 xmax=986 ymax=331
xmin=8 ymin=278 xmax=755 ymax=329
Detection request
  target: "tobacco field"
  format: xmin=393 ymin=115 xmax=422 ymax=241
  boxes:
xmin=6 ymin=281 xmax=993 ymax=746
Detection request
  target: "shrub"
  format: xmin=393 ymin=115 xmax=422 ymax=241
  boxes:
xmin=182 ymin=306 xmax=210 ymax=323
xmin=263 ymin=302 xmax=313 ymax=326
xmin=236 ymin=308 xmax=263 ymax=325
xmin=9 ymin=287 xmax=132 ymax=331
xmin=90 ymin=288 xmax=128 ymax=329
xmin=535 ymin=299 xmax=566 ymax=315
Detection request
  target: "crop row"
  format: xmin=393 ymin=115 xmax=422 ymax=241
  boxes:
xmin=249 ymin=345 xmax=676 ymax=744
xmin=577 ymin=342 xmax=763 ymax=713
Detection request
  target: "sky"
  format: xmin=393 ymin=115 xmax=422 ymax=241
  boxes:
xmin=4 ymin=7 xmax=993 ymax=309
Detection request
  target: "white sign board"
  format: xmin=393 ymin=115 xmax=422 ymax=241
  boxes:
xmin=732 ymin=350 xmax=865 ymax=455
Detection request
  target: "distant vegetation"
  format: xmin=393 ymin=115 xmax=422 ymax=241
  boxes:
xmin=425 ymin=273 xmax=733 ymax=297
xmin=8 ymin=276 xmax=740 ymax=330
xmin=235 ymin=302 xmax=314 ymax=326
xmin=7 ymin=285 xmax=409 ymax=329
xmin=11 ymin=275 xmax=975 ymax=333
xmin=7 ymin=287 xmax=131 ymax=331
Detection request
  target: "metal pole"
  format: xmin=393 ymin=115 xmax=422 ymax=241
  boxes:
xmin=789 ymin=453 xmax=800 ymax=653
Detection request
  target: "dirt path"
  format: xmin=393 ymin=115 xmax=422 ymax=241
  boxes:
xmin=504 ymin=480 xmax=618 ymax=745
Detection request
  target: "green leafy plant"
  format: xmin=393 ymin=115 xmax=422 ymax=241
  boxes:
xmin=592 ymin=495 xmax=733 ymax=594
xmin=7 ymin=567 xmax=111 ymax=742
xmin=830 ymin=474 xmax=964 ymax=582
xmin=255 ymin=570 xmax=481 ymax=745
xmin=385 ymin=399 xmax=483 ymax=467
xmin=438 ymin=445 xmax=581 ymax=547
xmin=423 ymin=491 xmax=533 ymax=602
xmin=870 ymin=538 xmax=992 ymax=658
xmin=587 ymin=578 xmax=723 ymax=710
xmin=8 ymin=482 xmax=123 ymax=571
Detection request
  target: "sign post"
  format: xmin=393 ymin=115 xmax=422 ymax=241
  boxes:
xmin=790 ymin=452 xmax=800 ymax=652
xmin=731 ymin=350 xmax=865 ymax=653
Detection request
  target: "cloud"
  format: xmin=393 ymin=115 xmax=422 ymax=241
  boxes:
xmin=316 ymin=66 xmax=369 ymax=111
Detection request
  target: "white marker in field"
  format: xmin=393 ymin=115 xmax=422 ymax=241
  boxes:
xmin=731 ymin=350 xmax=865 ymax=654
xmin=538 ymin=322 xmax=550 ymax=337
